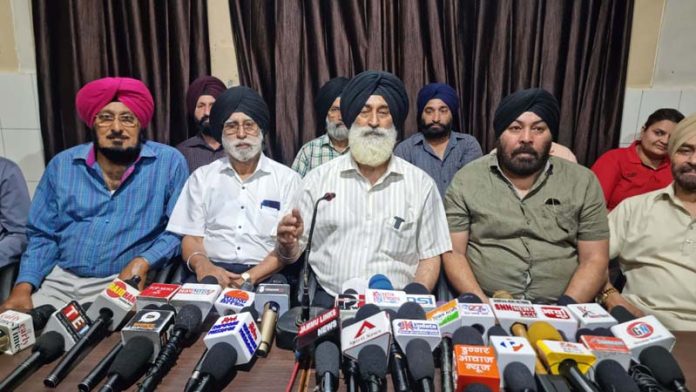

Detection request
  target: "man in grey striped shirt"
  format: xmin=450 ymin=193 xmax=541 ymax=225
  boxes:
xmin=276 ymin=71 xmax=452 ymax=298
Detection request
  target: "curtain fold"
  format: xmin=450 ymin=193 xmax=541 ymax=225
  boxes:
xmin=33 ymin=0 xmax=211 ymax=161
xmin=229 ymin=0 xmax=633 ymax=165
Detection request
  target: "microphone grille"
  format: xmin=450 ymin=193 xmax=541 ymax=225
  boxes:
xmin=315 ymin=341 xmax=340 ymax=378
xmin=609 ymin=306 xmax=636 ymax=323
xmin=354 ymin=304 xmax=381 ymax=321
xmin=34 ymin=331 xmax=65 ymax=362
xmin=596 ymin=359 xmax=640 ymax=392
xmin=503 ymin=362 xmax=536 ymax=392
xmin=487 ymin=325 xmax=509 ymax=338
xmin=638 ymin=346 xmax=685 ymax=385
xmin=457 ymin=292 xmax=483 ymax=304
xmin=357 ymin=345 xmax=388 ymax=379
xmin=452 ymin=326 xmax=484 ymax=346
xmin=175 ymin=305 xmax=204 ymax=337
xmin=405 ymin=339 xmax=435 ymax=380
xmin=395 ymin=301 xmax=426 ymax=320
xmin=30 ymin=304 xmax=57 ymax=331
xmin=110 ymin=337 xmax=154 ymax=383
xmin=202 ymin=342 xmax=238 ymax=382
xmin=403 ymin=282 xmax=430 ymax=295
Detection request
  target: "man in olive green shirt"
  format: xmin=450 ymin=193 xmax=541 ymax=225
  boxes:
xmin=443 ymin=88 xmax=609 ymax=303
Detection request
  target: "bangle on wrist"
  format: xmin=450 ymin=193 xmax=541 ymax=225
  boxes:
xmin=186 ymin=251 xmax=208 ymax=273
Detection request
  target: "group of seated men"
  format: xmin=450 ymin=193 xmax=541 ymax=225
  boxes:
xmin=0 ymin=71 xmax=694 ymax=331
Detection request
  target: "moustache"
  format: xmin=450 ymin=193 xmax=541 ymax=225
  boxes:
xmin=106 ymin=133 xmax=127 ymax=140
xmin=512 ymin=146 xmax=539 ymax=158
xmin=676 ymin=163 xmax=696 ymax=174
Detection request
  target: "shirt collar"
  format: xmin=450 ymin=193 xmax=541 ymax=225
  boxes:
xmin=339 ymin=153 xmax=406 ymax=177
xmin=411 ymin=131 xmax=464 ymax=146
xmin=320 ymin=133 xmax=350 ymax=153
xmin=219 ymin=153 xmax=271 ymax=176
xmin=627 ymin=140 xmax=671 ymax=168
xmin=75 ymin=142 xmax=156 ymax=168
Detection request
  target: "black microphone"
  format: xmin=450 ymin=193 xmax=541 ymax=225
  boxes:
xmin=300 ymin=192 xmax=336 ymax=322
xmin=358 ymin=344 xmax=388 ymax=392
xmin=137 ymin=305 xmax=203 ymax=392
xmin=341 ymin=318 xmax=360 ymax=392
xmin=189 ymin=342 xmax=237 ymax=392
xmin=315 ymin=340 xmax=340 ymax=392
xmin=487 ymin=325 xmax=509 ymax=338
xmin=595 ymin=359 xmax=640 ymax=392
xmin=406 ymin=339 xmax=435 ymax=392
xmin=610 ymin=306 xmax=637 ymax=323
xmin=457 ymin=293 xmax=483 ymax=303
xmin=639 ymin=346 xmax=689 ymax=392
xmin=78 ymin=341 xmax=123 ymax=392
xmin=31 ymin=304 xmax=57 ymax=331
xmin=0 ymin=331 xmax=65 ymax=391
xmin=382 ymin=308 xmax=410 ymax=392
xmin=464 ymin=384 xmax=493 ymax=392
xmin=503 ymin=362 xmax=537 ymax=392
xmin=99 ymin=337 xmax=154 ymax=392
xmin=403 ymin=282 xmax=430 ymax=295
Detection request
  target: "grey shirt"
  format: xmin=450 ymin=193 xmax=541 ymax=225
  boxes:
xmin=0 ymin=157 xmax=30 ymax=268
xmin=394 ymin=131 xmax=482 ymax=196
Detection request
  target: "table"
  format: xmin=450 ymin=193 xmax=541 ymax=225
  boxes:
xmin=0 ymin=331 xmax=694 ymax=391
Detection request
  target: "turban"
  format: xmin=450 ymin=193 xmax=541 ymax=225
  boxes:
xmin=493 ymin=88 xmax=560 ymax=140
xmin=186 ymin=76 xmax=226 ymax=116
xmin=315 ymin=77 xmax=350 ymax=124
xmin=668 ymin=113 xmax=696 ymax=158
xmin=417 ymin=83 xmax=459 ymax=117
xmin=209 ymin=86 xmax=270 ymax=143
xmin=75 ymin=77 xmax=154 ymax=128
xmin=340 ymin=71 xmax=409 ymax=131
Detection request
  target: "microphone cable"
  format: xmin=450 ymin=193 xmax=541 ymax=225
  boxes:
xmin=630 ymin=362 xmax=668 ymax=392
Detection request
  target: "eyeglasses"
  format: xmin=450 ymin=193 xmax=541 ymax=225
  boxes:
xmin=223 ymin=120 xmax=260 ymax=136
xmin=328 ymin=106 xmax=341 ymax=114
xmin=95 ymin=112 xmax=138 ymax=128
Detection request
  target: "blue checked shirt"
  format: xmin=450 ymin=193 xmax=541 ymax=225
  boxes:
xmin=17 ymin=141 xmax=188 ymax=288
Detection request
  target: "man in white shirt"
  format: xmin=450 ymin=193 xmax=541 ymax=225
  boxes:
xmin=167 ymin=86 xmax=301 ymax=288
xmin=276 ymin=71 xmax=452 ymax=298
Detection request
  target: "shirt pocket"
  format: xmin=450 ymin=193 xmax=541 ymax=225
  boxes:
xmin=380 ymin=216 xmax=417 ymax=260
xmin=540 ymin=204 xmax=578 ymax=241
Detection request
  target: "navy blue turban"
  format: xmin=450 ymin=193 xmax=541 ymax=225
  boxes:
xmin=417 ymin=83 xmax=459 ymax=117
xmin=493 ymin=88 xmax=560 ymax=140
xmin=315 ymin=77 xmax=350 ymax=124
xmin=209 ymin=86 xmax=270 ymax=143
xmin=340 ymin=71 xmax=409 ymax=131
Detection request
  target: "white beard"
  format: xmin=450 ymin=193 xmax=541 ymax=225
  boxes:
xmin=348 ymin=125 xmax=397 ymax=167
xmin=222 ymin=132 xmax=264 ymax=162
xmin=326 ymin=119 xmax=349 ymax=141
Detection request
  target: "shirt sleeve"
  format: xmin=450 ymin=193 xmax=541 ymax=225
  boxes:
xmin=16 ymin=161 xmax=62 ymax=288
xmin=291 ymin=146 xmax=309 ymax=178
xmin=444 ymin=169 xmax=471 ymax=233
xmin=138 ymin=153 xmax=188 ymax=268
xmin=417 ymin=179 xmax=453 ymax=259
xmin=0 ymin=161 xmax=31 ymax=268
xmin=166 ymin=167 xmax=207 ymax=237
xmin=462 ymin=137 xmax=483 ymax=164
xmin=590 ymin=150 xmax=620 ymax=208
xmin=577 ymin=173 xmax=610 ymax=241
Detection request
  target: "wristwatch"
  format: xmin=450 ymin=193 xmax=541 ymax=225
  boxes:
xmin=596 ymin=287 xmax=618 ymax=307
xmin=241 ymin=272 xmax=252 ymax=284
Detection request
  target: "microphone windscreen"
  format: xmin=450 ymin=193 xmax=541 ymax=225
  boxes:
xmin=357 ymin=345 xmax=388 ymax=379
xmin=487 ymin=325 xmax=508 ymax=338
xmin=503 ymin=362 xmax=536 ymax=392
xmin=160 ymin=304 xmax=177 ymax=313
xmin=457 ymin=293 xmax=483 ymax=304
xmin=315 ymin=341 xmax=340 ymax=379
xmin=31 ymin=304 xmax=56 ymax=330
xmin=110 ymin=337 xmax=154 ymax=384
xmin=384 ymin=309 xmax=396 ymax=320
xmin=142 ymin=304 xmax=160 ymax=310
xmin=595 ymin=359 xmax=639 ymax=392
xmin=202 ymin=342 xmax=238 ymax=382
xmin=368 ymin=274 xmax=393 ymax=290
xmin=610 ymin=306 xmax=636 ymax=323
xmin=268 ymin=274 xmax=288 ymax=284
xmin=175 ymin=305 xmax=204 ymax=339
xmin=403 ymin=282 xmax=430 ymax=295
xmin=355 ymin=304 xmax=381 ymax=321
xmin=527 ymin=322 xmax=563 ymax=346
xmin=123 ymin=276 xmax=141 ymax=288
xmin=638 ymin=346 xmax=685 ymax=386
xmin=463 ymin=383 xmax=493 ymax=392
xmin=405 ymin=339 xmax=435 ymax=380
xmin=33 ymin=331 xmax=65 ymax=362
xmin=452 ymin=326 xmax=484 ymax=346
xmin=592 ymin=327 xmax=614 ymax=337
xmin=341 ymin=317 xmax=356 ymax=329
xmin=341 ymin=278 xmax=368 ymax=294
xmin=556 ymin=295 xmax=576 ymax=306
xmin=575 ymin=328 xmax=593 ymax=341
xmin=199 ymin=275 xmax=219 ymax=285
xmin=343 ymin=288 xmax=358 ymax=295
xmin=395 ymin=302 xmax=426 ymax=320
xmin=241 ymin=305 xmax=259 ymax=320
xmin=82 ymin=302 xmax=92 ymax=311
xmin=312 ymin=290 xmax=335 ymax=309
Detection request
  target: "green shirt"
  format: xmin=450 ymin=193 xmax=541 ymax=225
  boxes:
xmin=291 ymin=134 xmax=349 ymax=177
xmin=445 ymin=154 xmax=609 ymax=302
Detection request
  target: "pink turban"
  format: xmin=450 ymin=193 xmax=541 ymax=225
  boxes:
xmin=75 ymin=77 xmax=155 ymax=128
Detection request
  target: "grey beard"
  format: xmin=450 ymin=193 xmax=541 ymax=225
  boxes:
xmin=348 ymin=125 xmax=397 ymax=167
xmin=326 ymin=120 xmax=349 ymax=141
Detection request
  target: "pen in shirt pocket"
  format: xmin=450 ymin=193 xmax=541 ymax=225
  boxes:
xmin=260 ymin=199 xmax=280 ymax=211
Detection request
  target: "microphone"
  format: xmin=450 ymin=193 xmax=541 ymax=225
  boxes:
xmin=188 ymin=342 xmax=237 ymax=392
xmin=340 ymin=304 xmax=392 ymax=362
xmin=369 ymin=274 xmax=393 ymax=290
xmin=137 ymin=283 xmax=181 ymax=310
xmin=85 ymin=276 xmax=141 ymax=332
xmin=203 ymin=309 xmax=260 ymax=365
xmin=503 ymin=362 xmax=537 ymax=392
xmin=392 ymin=302 xmax=441 ymax=352
xmin=214 ymin=287 xmax=255 ymax=316
xmin=255 ymin=274 xmax=290 ymax=357
xmin=137 ymin=305 xmax=204 ymax=392
xmin=406 ymin=339 xmax=436 ymax=392
xmin=404 ymin=282 xmax=437 ymax=312
xmin=78 ymin=341 xmax=123 ymax=392
xmin=98 ymin=337 xmax=154 ymax=392
xmin=42 ymin=300 xmax=92 ymax=350
xmin=464 ymin=384 xmax=493 ymax=392
xmin=566 ymin=303 xmax=618 ymax=330
xmin=609 ymin=308 xmax=675 ymax=359
xmin=487 ymin=325 xmax=508 ymax=338
xmin=340 ymin=318 xmax=360 ymax=392
xmin=451 ymin=326 xmax=500 ymax=392
xmin=0 ymin=310 xmax=35 ymax=354
xmin=458 ymin=293 xmax=496 ymax=342
xmin=0 ymin=331 xmax=65 ymax=391
xmin=535 ymin=305 xmax=578 ymax=342
xmin=315 ymin=340 xmax=340 ymax=392
xmin=639 ymin=346 xmax=689 ymax=392
xmin=556 ymin=295 xmax=577 ymax=306
xmin=336 ymin=288 xmax=365 ymax=320
xmin=426 ymin=299 xmax=462 ymax=392
xmin=576 ymin=328 xmax=631 ymax=371
xmin=489 ymin=334 xmax=537 ymax=387
xmin=170 ymin=275 xmax=222 ymax=319
xmin=365 ymin=275 xmax=407 ymax=311
xmin=341 ymin=277 xmax=368 ymax=296
xmin=358 ymin=344 xmax=388 ymax=392
xmin=121 ymin=305 xmax=176 ymax=360
xmin=296 ymin=307 xmax=340 ymax=350
xmin=595 ymin=359 xmax=640 ymax=392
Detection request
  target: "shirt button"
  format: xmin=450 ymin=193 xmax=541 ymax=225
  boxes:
xmin=241 ymin=206 xmax=245 ymax=210
xmin=238 ymin=225 xmax=242 ymax=229
xmin=237 ymin=246 xmax=241 ymax=250
xmin=105 ymin=219 xmax=110 ymax=223
xmin=242 ymin=186 xmax=246 ymax=190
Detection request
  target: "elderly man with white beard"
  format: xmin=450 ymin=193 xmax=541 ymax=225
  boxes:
xmin=167 ymin=86 xmax=302 ymax=288
xmin=276 ymin=71 xmax=452 ymax=302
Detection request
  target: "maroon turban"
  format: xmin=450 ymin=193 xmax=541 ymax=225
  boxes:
xmin=186 ymin=76 xmax=226 ymax=116
xmin=75 ymin=77 xmax=154 ymax=128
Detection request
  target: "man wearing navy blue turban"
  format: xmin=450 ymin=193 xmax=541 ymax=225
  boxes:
xmin=395 ymin=83 xmax=483 ymax=196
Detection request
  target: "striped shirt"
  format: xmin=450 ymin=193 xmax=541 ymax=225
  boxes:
xmin=295 ymin=154 xmax=452 ymax=296
xmin=17 ymin=142 xmax=188 ymax=288
xmin=291 ymin=134 xmax=349 ymax=177
xmin=394 ymin=131 xmax=482 ymax=196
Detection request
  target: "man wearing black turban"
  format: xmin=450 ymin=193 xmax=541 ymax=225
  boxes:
xmin=291 ymin=77 xmax=350 ymax=177
xmin=443 ymin=88 xmax=609 ymax=305
xmin=168 ymin=86 xmax=302 ymax=288
xmin=275 ymin=71 xmax=452 ymax=301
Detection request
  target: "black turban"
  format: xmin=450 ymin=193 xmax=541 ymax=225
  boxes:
xmin=493 ymin=88 xmax=560 ymax=140
xmin=340 ymin=71 xmax=409 ymax=131
xmin=209 ymin=86 xmax=270 ymax=143
xmin=315 ymin=77 xmax=350 ymax=124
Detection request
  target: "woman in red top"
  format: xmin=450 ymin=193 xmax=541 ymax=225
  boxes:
xmin=591 ymin=108 xmax=684 ymax=210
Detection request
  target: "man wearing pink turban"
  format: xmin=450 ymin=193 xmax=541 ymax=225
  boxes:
xmin=0 ymin=77 xmax=189 ymax=311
